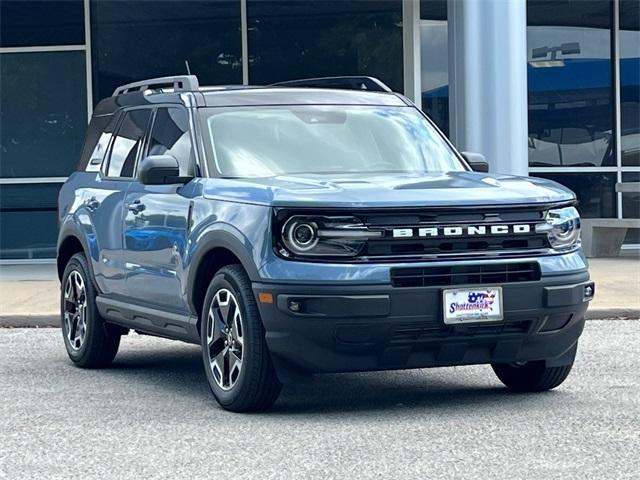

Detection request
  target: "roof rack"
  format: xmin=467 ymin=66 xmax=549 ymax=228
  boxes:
xmin=112 ymin=75 xmax=200 ymax=96
xmin=270 ymin=76 xmax=393 ymax=92
xmin=111 ymin=74 xmax=392 ymax=97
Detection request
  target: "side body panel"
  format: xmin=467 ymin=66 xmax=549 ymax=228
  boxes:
xmin=123 ymin=181 xmax=194 ymax=313
xmin=58 ymin=172 xmax=129 ymax=296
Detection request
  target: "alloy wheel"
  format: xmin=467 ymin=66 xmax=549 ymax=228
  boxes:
xmin=63 ymin=270 xmax=88 ymax=350
xmin=206 ymin=288 xmax=244 ymax=391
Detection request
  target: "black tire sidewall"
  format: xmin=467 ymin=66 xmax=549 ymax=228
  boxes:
xmin=60 ymin=253 xmax=101 ymax=364
xmin=201 ymin=268 xmax=257 ymax=406
xmin=492 ymin=360 xmax=573 ymax=392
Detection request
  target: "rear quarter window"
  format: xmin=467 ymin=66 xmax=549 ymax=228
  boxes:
xmin=78 ymin=114 xmax=113 ymax=171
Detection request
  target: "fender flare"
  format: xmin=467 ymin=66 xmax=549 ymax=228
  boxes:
xmin=186 ymin=228 xmax=262 ymax=312
xmin=57 ymin=218 xmax=99 ymax=286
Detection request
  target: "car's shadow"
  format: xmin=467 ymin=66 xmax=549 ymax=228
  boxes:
xmin=98 ymin=341 xmax=564 ymax=415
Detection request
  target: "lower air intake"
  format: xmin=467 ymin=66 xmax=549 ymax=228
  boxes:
xmin=390 ymin=262 xmax=541 ymax=288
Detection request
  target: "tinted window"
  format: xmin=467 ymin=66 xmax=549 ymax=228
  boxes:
xmin=107 ymin=109 xmax=151 ymax=178
xmin=0 ymin=51 xmax=87 ymax=178
xmin=622 ymin=172 xmax=640 ymax=220
xmin=620 ymin=0 xmax=640 ymax=166
xmin=247 ymin=1 xmax=402 ymax=92
xmin=531 ymin=172 xmax=616 ymax=218
xmin=527 ymin=0 xmax=614 ymax=168
xmin=420 ymin=0 xmax=449 ymax=136
xmin=80 ymin=114 xmax=115 ymax=172
xmin=142 ymin=108 xmax=193 ymax=176
xmin=0 ymin=0 xmax=85 ymax=47
xmin=90 ymin=0 xmax=242 ymax=102
xmin=0 ymin=183 xmax=61 ymax=259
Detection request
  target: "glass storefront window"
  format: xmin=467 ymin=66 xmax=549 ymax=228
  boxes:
xmin=0 ymin=51 xmax=87 ymax=178
xmin=620 ymin=0 xmax=640 ymax=167
xmin=90 ymin=0 xmax=242 ymax=102
xmin=0 ymin=184 xmax=62 ymax=259
xmin=531 ymin=172 xmax=617 ymax=218
xmin=0 ymin=0 xmax=84 ymax=47
xmin=247 ymin=1 xmax=403 ymax=93
xmin=621 ymin=172 xmax=640 ymax=220
xmin=420 ymin=0 xmax=448 ymax=136
xmin=527 ymin=0 xmax=614 ymax=168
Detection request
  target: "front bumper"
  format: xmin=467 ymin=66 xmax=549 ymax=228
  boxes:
xmin=253 ymin=271 xmax=593 ymax=376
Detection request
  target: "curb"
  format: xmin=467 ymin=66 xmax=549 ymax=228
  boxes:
xmin=585 ymin=308 xmax=640 ymax=320
xmin=1 ymin=310 xmax=638 ymax=328
xmin=0 ymin=315 xmax=60 ymax=328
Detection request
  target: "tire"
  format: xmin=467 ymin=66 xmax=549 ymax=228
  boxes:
xmin=201 ymin=264 xmax=282 ymax=412
xmin=60 ymin=252 xmax=121 ymax=368
xmin=492 ymin=359 xmax=574 ymax=392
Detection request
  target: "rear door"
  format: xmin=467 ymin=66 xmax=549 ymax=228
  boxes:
xmin=122 ymin=106 xmax=195 ymax=312
xmin=89 ymin=108 xmax=152 ymax=297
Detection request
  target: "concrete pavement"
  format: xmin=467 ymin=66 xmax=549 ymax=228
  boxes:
xmin=0 ymin=321 xmax=638 ymax=479
xmin=1 ymin=258 xmax=638 ymax=326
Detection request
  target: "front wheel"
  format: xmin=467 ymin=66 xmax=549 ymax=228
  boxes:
xmin=492 ymin=359 xmax=574 ymax=392
xmin=201 ymin=265 xmax=282 ymax=412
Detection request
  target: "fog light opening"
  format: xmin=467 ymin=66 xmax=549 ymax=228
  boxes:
xmin=288 ymin=300 xmax=303 ymax=313
xmin=583 ymin=284 xmax=595 ymax=301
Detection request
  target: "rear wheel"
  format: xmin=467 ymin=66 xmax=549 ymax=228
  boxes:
xmin=492 ymin=359 xmax=574 ymax=392
xmin=201 ymin=264 xmax=282 ymax=412
xmin=61 ymin=253 xmax=121 ymax=368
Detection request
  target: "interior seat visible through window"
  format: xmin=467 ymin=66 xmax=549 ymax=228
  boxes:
xmin=106 ymin=109 xmax=152 ymax=178
xmin=141 ymin=107 xmax=193 ymax=177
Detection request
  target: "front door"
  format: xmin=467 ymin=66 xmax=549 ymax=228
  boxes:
xmin=123 ymin=106 xmax=195 ymax=313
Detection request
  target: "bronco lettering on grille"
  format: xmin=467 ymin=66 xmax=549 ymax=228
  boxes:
xmin=391 ymin=224 xmax=532 ymax=238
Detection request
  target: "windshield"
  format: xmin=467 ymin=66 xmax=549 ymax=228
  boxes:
xmin=200 ymin=105 xmax=465 ymax=177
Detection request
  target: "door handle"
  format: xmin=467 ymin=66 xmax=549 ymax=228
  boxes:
xmin=86 ymin=198 xmax=100 ymax=211
xmin=127 ymin=200 xmax=146 ymax=214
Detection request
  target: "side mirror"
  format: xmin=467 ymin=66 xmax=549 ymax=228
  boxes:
xmin=461 ymin=152 xmax=489 ymax=173
xmin=138 ymin=154 xmax=185 ymax=185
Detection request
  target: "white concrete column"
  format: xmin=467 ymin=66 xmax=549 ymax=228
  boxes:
xmin=402 ymin=0 xmax=422 ymax=109
xmin=447 ymin=0 xmax=529 ymax=176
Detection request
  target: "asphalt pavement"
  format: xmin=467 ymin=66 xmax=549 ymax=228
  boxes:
xmin=0 ymin=320 xmax=638 ymax=480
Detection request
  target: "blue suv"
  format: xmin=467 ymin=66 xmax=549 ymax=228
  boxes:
xmin=57 ymin=75 xmax=594 ymax=412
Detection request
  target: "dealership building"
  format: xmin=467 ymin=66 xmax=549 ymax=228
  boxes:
xmin=0 ymin=0 xmax=638 ymax=260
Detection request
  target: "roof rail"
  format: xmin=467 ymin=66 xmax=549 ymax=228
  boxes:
xmin=112 ymin=75 xmax=200 ymax=96
xmin=270 ymin=76 xmax=392 ymax=93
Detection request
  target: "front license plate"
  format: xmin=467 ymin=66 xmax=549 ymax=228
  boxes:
xmin=443 ymin=287 xmax=503 ymax=324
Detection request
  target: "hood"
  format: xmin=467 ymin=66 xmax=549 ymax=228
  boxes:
xmin=201 ymin=171 xmax=575 ymax=208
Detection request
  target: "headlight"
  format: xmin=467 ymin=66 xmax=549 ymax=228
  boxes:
xmin=280 ymin=215 xmax=383 ymax=258
xmin=536 ymin=206 xmax=581 ymax=250
xmin=284 ymin=220 xmax=319 ymax=252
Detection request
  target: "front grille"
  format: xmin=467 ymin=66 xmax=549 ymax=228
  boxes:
xmin=274 ymin=204 xmax=564 ymax=263
xmin=390 ymin=262 xmax=541 ymax=288
xmin=358 ymin=206 xmax=551 ymax=260
xmin=365 ymin=236 xmax=547 ymax=257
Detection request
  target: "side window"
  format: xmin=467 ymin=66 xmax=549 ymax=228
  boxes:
xmin=106 ymin=109 xmax=151 ymax=178
xmin=80 ymin=114 xmax=114 ymax=172
xmin=141 ymin=107 xmax=193 ymax=176
xmin=87 ymin=116 xmax=118 ymax=173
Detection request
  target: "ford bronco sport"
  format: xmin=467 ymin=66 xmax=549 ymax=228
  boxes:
xmin=57 ymin=75 xmax=594 ymax=412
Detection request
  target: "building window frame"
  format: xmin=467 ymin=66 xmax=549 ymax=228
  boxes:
xmin=0 ymin=0 xmax=94 ymax=262
xmin=526 ymin=0 xmax=637 ymax=222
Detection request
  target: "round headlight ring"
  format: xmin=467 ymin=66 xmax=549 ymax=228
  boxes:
xmin=284 ymin=219 xmax=319 ymax=253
